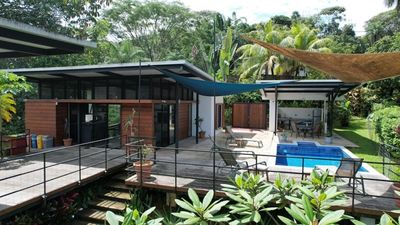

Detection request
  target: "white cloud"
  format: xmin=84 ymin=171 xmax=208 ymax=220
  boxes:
xmin=175 ymin=0 xmax=391 ymax=34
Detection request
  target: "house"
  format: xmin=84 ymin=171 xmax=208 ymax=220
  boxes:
xmin=12 ymin=61 xmax=224 ymax=146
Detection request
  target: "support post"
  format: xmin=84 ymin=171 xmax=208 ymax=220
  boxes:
xmin=195 ymin=93 xmax=199 ymax=144
xmin=274 ymin=86 xmax=278 ymax=135
xmin=175 ymin=84 xmax=180 ymax=150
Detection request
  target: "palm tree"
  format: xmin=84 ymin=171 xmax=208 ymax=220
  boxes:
xmin=270 ymin=23 xmax=332 ymax=77
xmin=236 ymin=21 xmax=284 ymax=81
xmin=236 ymin=22 xmax=332 ymax=81
xmin=384 ymin=0 xmax=400 ymax=11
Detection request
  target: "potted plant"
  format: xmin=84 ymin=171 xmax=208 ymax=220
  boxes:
xmin=124 ymin=108 xmax=138 ymax=138
xmin=133 ymin=144 xmax=154 ymax=181
xmin=195 ymin=117 xmax=205 ymax=139
xmin=63 ymin=118 xmax=72 ymax=146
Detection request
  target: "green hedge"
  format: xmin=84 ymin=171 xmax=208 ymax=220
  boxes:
xmin=371 ymin=106 xmax=400 ymax=151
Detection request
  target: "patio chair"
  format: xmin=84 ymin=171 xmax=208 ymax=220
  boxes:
xmin=225 ymin=126 xmax=263 ymax=148
xmin=290 ymin=120 xmax=302 ymax=138
xmin=312 ymin=123 xmax=321 ymax=138
xmin=214 ymin=144 xmax=267 ymax=176
xmin=316 ymin=158 xmax=365 ymax=195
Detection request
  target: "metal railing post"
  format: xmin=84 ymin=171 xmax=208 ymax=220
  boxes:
xmin=78 ymin=145 xmax=82 ymax=183
xmin=255 ymin=155 xmax=258 ymax=174
xmin=43 ymin=153 xmax=47 ymax=200
xmin=104 ymin=143 xmax=108 ymax=173
xmin=301 ymin=157 xmax=305 ymax=180
xmin=213 ymin=147 xmax=216 ymax=192
xmin=174 ymin=147 xmax=177 ymax=193
xmin=351 ymin=161 xmax=356 ymax=214
xmin=140 ymin=145 xmax=143 ymax=187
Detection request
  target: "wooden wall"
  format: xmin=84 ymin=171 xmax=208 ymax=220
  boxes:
xmin=121 ymin=103 xmax=154 ymax=145
xmin=232 ymin=103 xmax=266 ymax=129
xmin=25 ymin=101 xmax=67 ymax=145
xmin=178 ymin=103 xmax=190 ymax=139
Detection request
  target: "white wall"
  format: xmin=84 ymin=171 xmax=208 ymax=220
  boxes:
xmin=278 ymin=107 xmax=322 ymax=120
xmin=191 ymin=95 xmax=223 ymax=137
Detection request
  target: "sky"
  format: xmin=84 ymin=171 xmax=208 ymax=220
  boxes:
xmin=177 ymin=0 xmax=392 ymax=35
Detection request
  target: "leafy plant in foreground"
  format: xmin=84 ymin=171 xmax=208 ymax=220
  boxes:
xmin=272 ymin=174 xmax=298 ymax=208
xmin=172 ymin=188 xmax=230 ymax=225
xmin=106 ymin=207 xmax=163 ymax=225
xmin=301 ymin=170 xmax=341 ymax=193
xmin=222 ymin=173 xmax=278 ymax=224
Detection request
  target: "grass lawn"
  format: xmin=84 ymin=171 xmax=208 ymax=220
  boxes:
xmin=334 ymin=116 xmax=384 ymax=173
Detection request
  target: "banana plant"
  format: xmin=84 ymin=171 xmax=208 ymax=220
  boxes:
xmin=172 ymin=188 xmax=230 ymax=225
xmin=105 ymin=207 xmax=163 ymax=225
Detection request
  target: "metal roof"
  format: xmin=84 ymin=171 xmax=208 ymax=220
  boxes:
xmin=0 ymin=17 xmax=96 ymax=58
xmin=10 ymin=60 xmax=214 ymax=81
xmin=257 ymin=79 xmax=359 ymax=101
xmin=258 ymin=80 xmax=358 ymax=94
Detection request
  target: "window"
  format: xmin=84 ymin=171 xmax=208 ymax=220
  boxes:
xmin=161 ymin=79 xmax=170 ymax=100
xmin=54 ymin=82 xmax=65 ymax=99
xmin=152 ymin=78 xmax=161 ymax=100
xmin=108 ymin=79 xmax=122 ymax=99
xmin=66 ymin=80 xmax=78 ymax=99
xmin=80 ymin=81 xmax=93 ymax=99
xmin=94 ymin=80 xmax=107 ymax=99
xmin=139 ymin=78 xmax=151 ymax=99
xmin=125 ymin=78 xmax=138 ymax=99
xmin=40 ymin=82 xmax=52 ymax=99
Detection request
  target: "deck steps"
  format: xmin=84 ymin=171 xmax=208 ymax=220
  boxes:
xmin=72 ymin=173 xmax=131 ymax=225
xmin=102 ymin=190 xmax=131 ymax=202
xmin=89 ymin=199 xmax=126 ymax=211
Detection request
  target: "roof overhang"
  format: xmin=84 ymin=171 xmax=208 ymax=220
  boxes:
xmin=0 ymin=17 xmax=96 ymax=58
xmin=256 ymin=79 xmax=359 ymax=101
xmin=10 ymin=60 xmax=214 ymax=81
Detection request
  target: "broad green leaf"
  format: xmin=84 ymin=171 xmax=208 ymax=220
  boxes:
xmin=105 ymin=211 xmax=123 ymax=225
xmin=188 ymin=188 xmax=201 ymax=207
xmin=319 ymin=210 xmax=345 ymax=225
xmin=175 ymin=199 xmax=196 ymax=213
xmin=278 ymin=216 xmax=298 ymax=225
xmin=172 ymin=211 xmax=196 ymax=219
xmin=202 ymin=190 xmax=214 ymax=209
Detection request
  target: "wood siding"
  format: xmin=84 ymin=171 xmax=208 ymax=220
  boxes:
xmin=178 ymin=103 xmax=191 ymax=139
xmin=121 ymin=103 xmax=154 ymax=145
xmin=232 ymin=103 xmax=266 ymax=129
xmin=25 ymin=101 xmax=57 ymax=144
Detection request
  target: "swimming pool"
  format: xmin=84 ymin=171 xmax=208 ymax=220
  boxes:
xmin=276 ymin=141 xmax=368 ymax=172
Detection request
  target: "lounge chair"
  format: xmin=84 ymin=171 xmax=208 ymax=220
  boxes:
xmin=225 ymin=126 xmax=263 ymax=148
xmin=316 ymin=158 xmax=365 ymax=195
xmin=214 ymin=144 xmax=267 ymax=175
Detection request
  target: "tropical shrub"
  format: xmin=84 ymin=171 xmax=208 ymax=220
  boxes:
xmin=334 ymin=101 xmax=351 ymax=128
xmin=104 ymin=171 xmax=366 ymax=225
xmin=370 ymin=106 xmax=400 ymax=156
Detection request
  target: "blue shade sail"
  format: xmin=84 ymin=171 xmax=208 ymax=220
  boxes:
xmin=154 ymin=68 xmax=294 ymax=96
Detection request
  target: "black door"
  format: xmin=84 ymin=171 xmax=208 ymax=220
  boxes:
xmin=154 ymin=104 xmax=175 ymax=147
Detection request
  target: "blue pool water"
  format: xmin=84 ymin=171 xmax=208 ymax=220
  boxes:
xmin=276 ymin=142 xmax=368 ymax=172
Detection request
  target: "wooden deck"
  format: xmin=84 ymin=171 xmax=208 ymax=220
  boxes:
xmin=0 ymin=146 xmax=126 ymax=218
xmin=125 ymin=133 xmax=400 ymax=217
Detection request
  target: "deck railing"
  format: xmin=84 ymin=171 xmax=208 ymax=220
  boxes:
xmin=0 ymin=136 xmax=126 ymax=217
xmin=127 ymin=143 xmax=400 ymax=215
